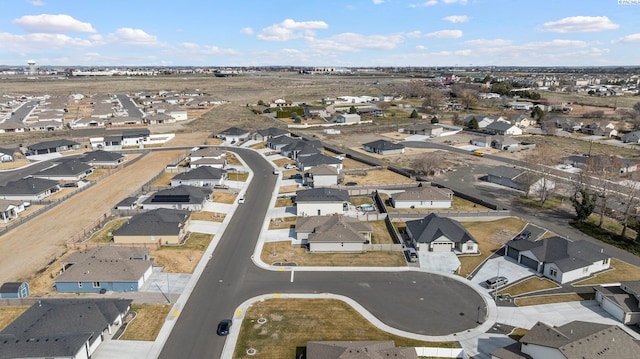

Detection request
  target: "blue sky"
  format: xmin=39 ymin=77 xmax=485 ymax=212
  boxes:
xmin=1 ymin=0 xmax=639 ymax=67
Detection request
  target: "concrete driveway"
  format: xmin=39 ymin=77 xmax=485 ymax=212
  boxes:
xmin=418 ymin=251 xmax=461 ymax=274
xmin=265 ymin=228 xmax=296 ymax=242
xmin=267 ymin=206 xmax=296 ymax=218
xmin=202 ymin=202 xmax=233 ymax=212
xmin=470 ymin=256 xmax=536 ymax=291
xmin=187 ymin=220 xmax=222 ymax=234
xmin=139 ymin=267 xmax=191 ymax=296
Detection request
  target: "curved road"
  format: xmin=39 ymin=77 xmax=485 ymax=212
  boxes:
xmin=159 ymin=148 xmax=488 ymax=358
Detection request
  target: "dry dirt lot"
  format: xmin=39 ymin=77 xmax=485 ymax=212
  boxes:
xmin=0 ymin=150 xmax=186 ymax=285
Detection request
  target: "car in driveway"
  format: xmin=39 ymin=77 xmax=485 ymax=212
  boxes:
xmin=217 ymin=319 xmax=232 ymax=336
xmin=514 ymin=230 xmax=531 ymax=241
xmin=485 ymin=276 xmax=508 ymax=289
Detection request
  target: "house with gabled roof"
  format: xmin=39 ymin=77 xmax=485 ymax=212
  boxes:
xmin=145 ymin=113 xmax=175 ymax=125
xmin=254 ymin=127 xmax=289 ymax=141
xmin=142 ymin=185 xmax=211 ymax=211
xmin=594 ymin=280 xmax=640 ymax=325
xmin=403 ymin=123 xmax=443 ymax=137
xmin=463 ymin=114 xmax=494 ymax=128
xmin=621 ymin=131 xmax=640 ymax=144
xmin=33 ymin=159 xmax=93 ymax=182
xmin=296 ymin=188 xmax=350 ymax=216
xmin=26 ymin=139 xmax=80 ymax=155
xmin=113 ymin=208 xmax=190 ymax=245
xmin=79 ymin=150 xmax=125 ymax=167
xmin=307 ymin=341 xmax=418 ymax=359
xmin=0 ymin=177 xmax=60 ymax=201
xmin=69 ymin=116 xmax=107 ymax=128
xmin=297 ymin=153 xmax=342 ymax=171
xmin=0 ymin=199 xmax=26 ymax=223
xmin=581 ymin=122 xmax=618 ymax=137
xmin=0 ymin=281 xmax=29 ymax=299
xmin=189 ymin=147 xmax=226 ymax=169
xmin=491 ymin=320 xmax=640 ymax=359
xmin=55 ymin=246 xmax=152 ymax=293
xmin=170 ymin=166 xmax=226 ymax=187
xmin=0 ymin=148 xmax=16 ymax=162
xmin=508 ymin=113 xmax=533 ymax=128
xmin=216 ymin=127 xmax=251 ymax=143
xmin=486 ymin=121 xmax=523 ymax=136
xmin=362 ymin=140 xmax=405 ymax=155
xmin=295 ymin=215 xmax=372 ymax=251
xmin=121 ymin=129 xmax=150 ymax=147
xmin=490 ymin=135 xmax=521 ymax=150
xmin=405 ymin=213 xmax=478 ymax=254
xmin=505 ymin=236 xmax=610 ymax=283
xmin=281 ymin=139 xmax=323 ymax=160
xmin=0 ymin=299 xmax=132 ymax=359
xmin=303 ymin=165 xmax=339 ymax=188
xmin=390 ymin=186 xmax=453 ymax=209
xmin=266 ymin=134 xmax=296 ymax=151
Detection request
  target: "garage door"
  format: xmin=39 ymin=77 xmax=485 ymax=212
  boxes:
xmin=520 ymin=255 xmax=539 ymax=270
xmin=432 ymin=242 xmax=453 ymax=252
xmin=506 ymin=246 xmax=519 ymax=260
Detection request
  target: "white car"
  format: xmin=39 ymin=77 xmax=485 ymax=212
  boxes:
xmin=273 ymin=169 xmax=280 ymax=175
xmin=238 ymin=197 xmax=245 ymax=204
xmin=284 ymin=164 xmax=297 ymax=169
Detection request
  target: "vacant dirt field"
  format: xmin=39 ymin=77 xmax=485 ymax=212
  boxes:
xmin=0 ymin=150 xmax=186 ymax=284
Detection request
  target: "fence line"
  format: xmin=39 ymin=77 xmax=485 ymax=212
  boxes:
xmin=364 ymin=243 xmax=403 ymax=252
xmin=387 ymin=210 xmax=511 ymax=221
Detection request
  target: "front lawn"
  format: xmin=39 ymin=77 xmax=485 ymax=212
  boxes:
xmin=573 ymin=259 xmax=640 ymax=285
xmin=514 ymin=293 xmax=594 ymax=306
xmin=498 ymin=277 xmax=559 ymax=297
xmin=120 ymin=304 xmax=172 ymax=341
xmin=88 ymin=218 xmax=128 ymax=243
xmin=261 ymin=241 xmax=405 ymax=266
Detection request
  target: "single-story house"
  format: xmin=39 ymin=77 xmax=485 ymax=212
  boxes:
xmin=0 ymin=199 xmax=26 ymax=223
xmin=254 ymin=127 xmax=289 ymax=141
xmin=189 ymin=147 xmax=226 ymax=169
xmin=565 ymin=154 xmax=637 ymax=175
xmin=403 ymin=123 xmax=443 ymax=137
xmin=307 ymin=341 xmax=418 ymax=359
xmin=32 ymin=159 xmax=93 ymax=182
xmin=507 ymin=101 xmax=534 ymax=111
xmin=266 ymin=134 xmax=296 ymax=151
xmin=491 ymin=321 xmax=640 ymax=359
xmin=297 ymin=153 xmax=343 ymax=171
xmin=463 ymin=115 xmax=494 ymax=128
xmin=281 ymin=139 xmax=323 ymax=160
xmin=144 ymin=113 xmax=175 ymax=125
xmin=390 ymin=186 xmax=453 ymax=209
xmin=216 ymin=127 xmax=251 ymax=143
xmin=504 ymin=236 xmax=610 ymax=284
xmin=69 ymin=117 xmax=107 ymax=128
xmin=621 ymin=131 xmax=640 ymax=144
xmin=594 ymin=280 xmax=640 ymax=325
xmin=0 ymin=281 xmax=29 ymax=299
xmin=405 ymin=213 xmax=478 ymax=254
xmin=490 ymin=135 xmax=521 ymax=150
xmin=55 ymin=246 xmax=152 ymax=293
xmin=90 ymin=135 xmax=123 ymax=151
xmin=581 ymin=122 xmax=618 ymax=137
xmin=0 ymin=177 xmax=60 ymax=201
xmin=487 ymin=166 xmax=528 ymax=191
xmin=0 ymin=147 xmax=17 ymax=162
xmin=362 ymin=140 xmax=405 ymax=155
xmin=122 ymin=129 xmax=151 ymax=147
xmin=109 ymin=116 xmax=143 ymax=126
xmin=113 ymin=208 xmax=190 ymax=245
xmin=142 ymin=185 xmax=211 ymax=211
xmin=80 ymin=150 xmax=126 ymax=167
xmin=0 ymin=299 xmax=132 ymax=359
xmin=26 ymin=139 xmax=81 ymax=155
xmin=485 ymin=121 xmax=523 ymax=136
xmin=296 ymin=188 xmax=350 ymax=217
xmin=335 ymin=113 xmax=361 ymax=123
xmin=303 ymin=165 xmax=339 ymax=188
xmin=170 ymin=166 xmax=227 ymax=187
xmin=114 ymin=196 xmax=138 ymax=210
xmin=508 ymin=114 xmax=533 ymax=128
xmin=295 ymin=215 xmax=372 ymax=251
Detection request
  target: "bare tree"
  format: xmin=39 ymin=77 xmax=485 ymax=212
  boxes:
xmin=411 ymin=152 xmax=445 ymax=177
xmin=422 ymin=88 xmax=445 ymax=112
xmin=617 ymin=171 xmax=640 ymax=238
xmin=522 ymin=143 xmax=559 ymax=206
xmin=587 ymin=155 xmax=624 ymax=228
xmin=401 ymin=80 xmax=428 ymax=98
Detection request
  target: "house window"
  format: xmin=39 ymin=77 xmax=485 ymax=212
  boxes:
xmin=603 ymin=258 xmax=609 ymax=265
xmin=78 ymin=282 xmax=83 ymax=288
xmin=466 ymin=244 xmax=475 ymax=251
xmin=92 ymin=282 xmax=100 ymax=288
xmin=550 ymin=268 xmax=557 ymax=277
xmin=583 ymin=267 xmax=589 ymax=273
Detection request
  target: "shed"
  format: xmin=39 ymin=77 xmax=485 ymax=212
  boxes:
xmin=0 ymin=281 xmax=30 ymax=298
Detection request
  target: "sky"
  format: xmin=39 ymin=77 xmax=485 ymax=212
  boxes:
xmin=1 ymin=0 xmax=639 ymax=67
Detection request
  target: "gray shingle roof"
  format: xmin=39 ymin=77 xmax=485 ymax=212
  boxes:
xmin=296 ymin=188 xmax=350 ymax=203
xmin=27 ymin=139 xmax=79 ymax=151
xmin=172 ymin=166 xmax=226 ymax=181
xmin=363 ymin=139 xmax=405 ymax=151
xmin=122 ymin=129 xmax=150 ymax=138
xmin=281 ymin=139 xmax=323 ymax=154
xmin=392 ymin=186 xmax=453 ymax=202
xmin=55 ymin=246 xmax=151 ymax=283
xmin=0 ymin=177 xmax=58 ymax=195
xmin=36 ymin=160 xmax=92 ymax=177
xmin=0 ymin=299 xmax=131 ymax=359
xmin=296 ymin=215 xmax=372 ymax=242
xmin=487 ymin=165 xmax=525 ymax=180
xmin=267 ymin=135 xmax=296 ymax=147
xmin=256 ymin=127 xmax=289 ymax=137
xmin=406 ymin=213 xmax=477 ymax=245
xmin=190 ymin=147 xmax=225 ymax=158
xmin=0 ymin=282 xmax=26 ymax=294
xmin=80 ymin=150 xmax=125 ymax=163
xmin=306 ymin=341 xmax=418 ymax=359
xmin=113 ymin=208 xmax=189 ymax=236
xmin=486 ymin=121 xmax=516 ymax=131
xmin=218 ymin=127 xmax=249 ymax=136
xmin=507 ymin=236 xmax=609 ymax=272
xmin=306 ymin=165 xmax=339 ymax=176
xmin=143 ymin=185 xmax=210 ymax=205
xmin=298 ymin=153 xmax=342 ymax=168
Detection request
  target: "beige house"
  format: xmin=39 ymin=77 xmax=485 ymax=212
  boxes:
xmin=390 ymin=186 xmax=453 ymax=209
xmin=295 ymin=215 xmax=372 ymax=251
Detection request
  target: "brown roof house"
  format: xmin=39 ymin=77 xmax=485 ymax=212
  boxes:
xmin=295 ymin=215 xmax=372 ymax=252
xmin=390 ymin=186 xmax=453 ymax=209
xmin=491 ymin=321 xmax=640 ymax=359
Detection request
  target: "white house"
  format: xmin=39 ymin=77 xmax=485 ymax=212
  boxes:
xmin=390 ymin=186 xmax=453 ymax=209
xmin=335 ymin=113 xmax=361 ymax=124
xmin=303 ymin=165 xmax=339 ymax=188
xmin=485 ymin=121 xmax=523 ymax=136
xmin=507 ymin=101 xmax=534 ymax=110
xmin=296 ymin=188 xmax=350 ymax=217
xmin=505 ymin=236 xmax=610 ymax=284
xmin=594 ymin=281 xmax=640 ymax=325
xmin=405 ymin=213 xmax=478 ymax=254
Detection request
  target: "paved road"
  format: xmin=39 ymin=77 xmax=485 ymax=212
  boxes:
xmin=115 ymin=94 xmax=144 ymax=118
xmin=158 ymin=148 xmax=488 ymax=358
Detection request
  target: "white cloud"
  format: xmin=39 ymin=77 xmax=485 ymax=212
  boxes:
xmin=258 ymin=19 xmax=328 ymax=41
xmin=443 ymin=0 xmax=468 ymax=4
xmin=416 ymin=45 xmax=427 ymax=50
xmin=372 ymin=0 xmax=385 ymax=4
xmin=464 ymin=38 xmax=512 ymax=46
xmin=542 ymin=16 xmax=619 ymax=33
xmin=109 ymin=28 xmax=158 ymax=46
xmin=410 ymin=0 xmax=438 ymax=7
xmin=180 ymin=42 xmax=200 ymax=50
xmin=201 ymin=45 xmax=239 ymax=55
xmin=614 ymin=33 xmax=640 ymax=44
xmin=241 ymin=27 xmax=254 ymax=35
xmin=518 ymin=39 xmax=587 ymax=51
xmin=13 ymin=14 xmax=96 ymax=33
xmin=308 ymin=32 xmax=404 ymax=52
xmin=28 ymin=0 xmax=45 ymax=6
xmin=443 ymin=15 xmax=469 ymax=23
xmin=425 ymin=29 xmax=463 ymax=38
xmin=0 ymin=32 xmax=93 ymax=53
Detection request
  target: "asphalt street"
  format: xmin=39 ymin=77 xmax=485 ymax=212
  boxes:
xmin=158 ymin=148 xmax=488 ymax=358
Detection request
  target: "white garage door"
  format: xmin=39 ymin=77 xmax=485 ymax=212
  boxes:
xmin=432 ymin=242 xmax=453 ymax=252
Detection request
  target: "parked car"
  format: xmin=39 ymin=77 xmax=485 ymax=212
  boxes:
xmin=273 ymin=169 xmax=280 ymax=175
xmin=485 ymin=276 xmax=508 ymax=289
xmin=217 ymin=319 xmax=232 ymax=336
xmin=514 ymin=230 xmax=531 ymax=241
xmin=284 ymin=163 xmax=297 ymax=169
xmin=404 ymin=248 xmax=418 ymax=262
xmin=345 ymin=182 xmax=358 ymax=186
xmin=214 ymin=184 xmax=230 ymax=190
xmin=238 ymin=197 xmax=245 ymax=204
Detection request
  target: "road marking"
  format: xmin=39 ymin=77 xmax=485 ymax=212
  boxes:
xmin=290 ymin=270 xmax=295 ymax=282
